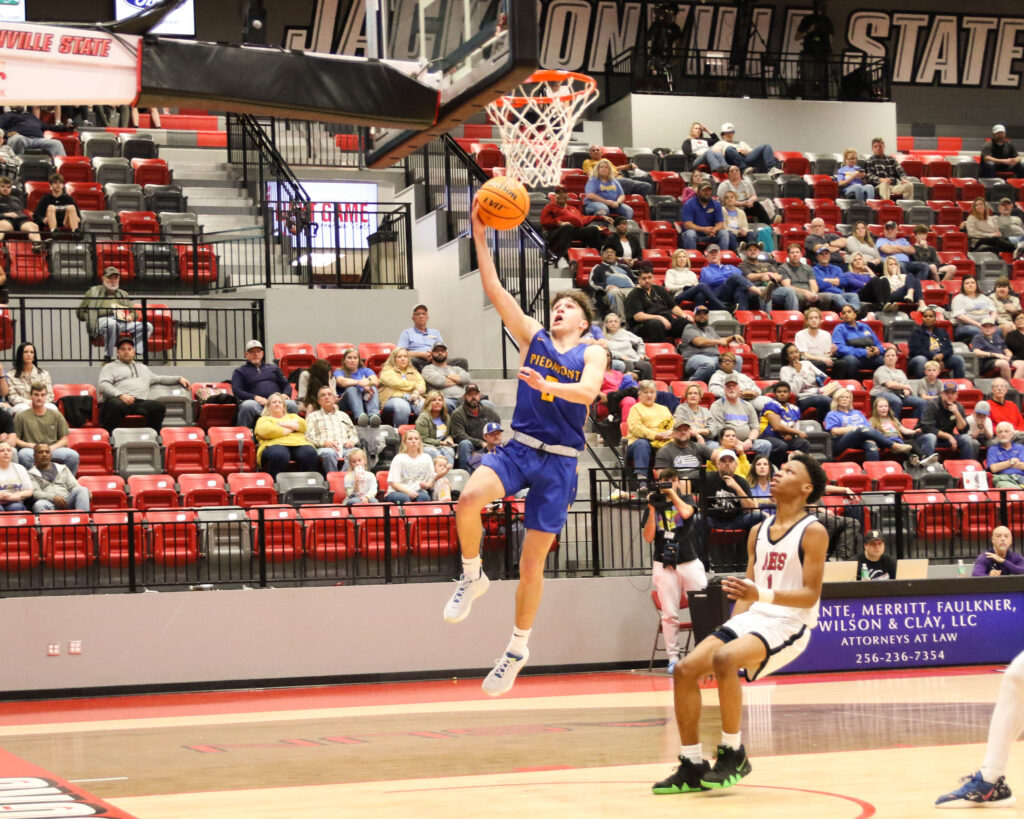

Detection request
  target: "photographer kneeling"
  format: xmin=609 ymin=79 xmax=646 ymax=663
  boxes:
xmin=643 ymin=468 xmax=709 ymax=673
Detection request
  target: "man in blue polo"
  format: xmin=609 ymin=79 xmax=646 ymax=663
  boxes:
xmin=680 ymin=181 xmax=730 ymax=250
xmin=398 ymin=304 xmax=445 ymax=370
xmin=988 ymin=421 xmax=1024 ymax=488
xmin=832 ymin=303 xmax=884 ymax=379
xmin=812 ymin=245 xmax=860 ymax=311
xmin=698 ymin=244 xmax=765 ymax=310
xmin=874 ymin=220 xmax=930 ymax=279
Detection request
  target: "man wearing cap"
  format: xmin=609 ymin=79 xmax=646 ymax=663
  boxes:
xmin=981 ymin=125 xmax=1024 ymax=180
xmin=988 ymin=379 xmax=1024 ymax=440
xmin=863 ymin=137 xmax=911 ymax=201
xmin=695 ymin=447 xmax=761 ymax=570
xmin=708 ymin=351 xmax=759 ymax=402
xmin=231 ymin=340 xmax=295 ymax=428
xmin=698 ymin=244 xmax=765 ymax=310
xmin=711 ymin=125 xmax=781 ymax=177
xmin=97 ymin=336 xmax=189 ymax=432
xmin=677 ymin=306 xmax=741 ymax=384
xmin=680 ymin=181 xmax=730 ymax=251
xmin=624 ymin=266 xmax=689 ymax=343
xmin=399 ymin=304 xmax=463 ymax=371
xmin=469 ymin=421 xmax=504 ymax=471
xmin=856 ymin=531 xmax=897 ymax=581
xmin=450 ymin=383 xmax=501 ymax=471
xmin=708 ymin=376 xmax=772 ymax=459
xmin=654 ymin=418 xmax=708 ymax=483
xmin=972 ymin=317 xmax=1022 ymax=380
xmin=739 ymin=240 xmax=794 ymax=310
xmin=968 ymin=400 xmax=995 ymax=447
xmin=76 ymin=267 xmax=153 ymax=362
xmin=987 ymin=422 xmax=1024 ymax=488
xmin=875 ymin=220 xmax=930 ymax=279
xmin=907 ymin=307 xmax=965 ymax=378
xmin=589 ymin=245 xmax=637 ymax=319
xmin=422 ymin=342 xmax=472 ymax=412
xmin=916 ymin=381 xmax=975 ymax=465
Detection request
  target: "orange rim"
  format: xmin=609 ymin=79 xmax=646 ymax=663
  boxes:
xmin=491 ymin=70 xmax=597 ymax=108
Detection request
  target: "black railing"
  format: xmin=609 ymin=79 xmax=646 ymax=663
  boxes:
xmin=2 ymin=295 xmax=263 ymax=365
xmin=254 ymin=117 xmax=365 ymax=169
xmin=225 ymin=113 xmax=309 ymax=210
xmin=5 ymin=478 xmax=1017 ymax=596
xmin=264 ymin=200 xmax=413 ymax=289
xmin=602 ymin=47 xmax=890 ymax=110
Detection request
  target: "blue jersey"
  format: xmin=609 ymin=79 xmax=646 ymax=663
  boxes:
xmin=513 ymin=329 xmax=589 ymax=450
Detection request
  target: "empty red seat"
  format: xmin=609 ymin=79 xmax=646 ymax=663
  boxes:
xmin=209 ymin=427 xmax=256 ymax=475
xmin=568 ymin=247 xmax=601 ymax=288
xmin=145 ymin=508 xmax=199 ymax=565
xmin=177 ymin=244 xmax=218 ymax=285
xmin=67 ymin=428 xmax=112 ymax=476
xmin=649 ymin=171 xmax=683 ymax=197
xmin=39 ymin=511 xmax=93 ymax=570
xmin=348 ymin=504 xmax=406 ymax=560
xmin=119 ymin=211 xmax=160 ymax=240
xmin=66 ymin=181 xmax=105 ymax=211
xmin=227 ymin=472 xmax=279 ymax=508
xmin=862 ymin=461 xmax=913 ymax=492
xmin=403 ymin=502 xmax=458 ymax=559
xmin=316 ymin=343 xmax=356 ymax=370
xmin=300 ymin=506 xmax=358 ymax=560
xmin=128 ymin=474 xmax=179 ymax=510
xmin=95 ymin=242 xmax=136 ymax=281
xmin=161 ymin=427 xmax=209 ymax=478
xmin=640 ymin=220 xmax=677 ymax=251
xmin=6 ymin=241 xmax=50 ymax=285
xmin=0 ymin=511 xmax=40 ymax=570
xmin=179 ymin=473 xmax=229 ymax=508
xmin=54 ymin=155 xmax=94 ymax=183
xmin=79 ymin=475 xmax=127 ymax=510
xmin=130 ymin=158 xmax=170 ymax=187
xmin=358 ymin=343 xmax=395 ymax=375
xmin=272 ymin=342 xmax=315 ymax=377
xmin=248 ymin=505 xmax=302 ymax=562
xmin=94 ymin=510 xmax=144 ymax=567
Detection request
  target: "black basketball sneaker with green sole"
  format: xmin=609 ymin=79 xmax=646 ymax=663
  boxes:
xmin=651 ymin=756 xmax=710 ymax=794
xmin=700 ymin=744 xmax=752 ymax=789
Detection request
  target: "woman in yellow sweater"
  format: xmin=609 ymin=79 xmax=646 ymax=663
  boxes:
xmin=378 ymin=347 xmax=426 ymax=426
xmin=625 ymin=380 xmax=674 ymax=492
xmin=254 ymin=392 xmax=318 ymax=479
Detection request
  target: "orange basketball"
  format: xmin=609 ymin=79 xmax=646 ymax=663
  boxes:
xmin=476 ymin=176 xmax=529 ymax=231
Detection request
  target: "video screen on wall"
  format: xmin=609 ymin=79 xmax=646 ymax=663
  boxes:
xmin=268 ymin=181 xmax=381 ymax=251
xmin=114 ymin=0 xmax=195 ymax=37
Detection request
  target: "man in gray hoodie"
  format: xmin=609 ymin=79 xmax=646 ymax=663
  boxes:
xmin=97 ymin=336 xmax=189 ymax=432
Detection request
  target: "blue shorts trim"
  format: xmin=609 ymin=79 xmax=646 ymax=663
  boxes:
xmin=482 ymin=439 xmax=579 ymax=534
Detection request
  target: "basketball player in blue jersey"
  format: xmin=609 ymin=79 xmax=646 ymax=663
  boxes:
xmin=653 ymin=451 xmax=828 ymax=794
xmin=442 ymin=202 xmax=605 ymax=696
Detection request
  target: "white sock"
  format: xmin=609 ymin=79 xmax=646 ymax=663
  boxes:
xmin=721 ymin=731 xmax=742 ymax=750
xmin=507 ymin=627 xmax=531 ymax=656
xmin=981 ymin=651 xmax=1024 ymax=782
xmin=462 ymin=555 xmax=482 ymax=581
xmin=680 ymin=743 xmax=703 ymax=765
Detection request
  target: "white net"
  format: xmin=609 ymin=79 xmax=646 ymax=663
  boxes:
xmin=484 ymin=70 xmax=599 ymax=190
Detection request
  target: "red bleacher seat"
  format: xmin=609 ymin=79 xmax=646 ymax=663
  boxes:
xmin=120 ymin=211 xmax=160 ymax=240
xmin=145 ymin=508 xmax=199 ymax=565
xmin=94 ymin=510 xmax=144 ymax=566
xmin=24 ymin=181 xmax=49 ymax=213
xmin=936 ymin=137 xmax=962 ymax=153
xmin=130 ymin=158 xmax=170 ymax=187
xmin=249 ymin=505 xmax=301 ymax=562
xmin=273 ymin=343 xmax=315 ymax=377
xmin=475 ymin=146 xmax=504 ymax=172
xmin=95 ymin=242 xmax=135 ymax=280
xmin=6 ymin=241 xmax=50 ymax=285
xmin=348 ymin=504 xmax=407 ymax=560
xmin=640 ymin=220 xmax=677 ymax=251
xmin=811 ymin=178 xmax=838 ymax=200
xmin=779 ymin=154 xmax=809 ymax=175
xmin=128 ymin=474 xmax=179 ymax=510
xmin=45 ymin=130 xmax=81 ymax=156
xmin=924 ymin=157 xmax=953 ymax=178
xmin=315 ymin=343 xmax=356 ymax=370
xmin=39 ymin=511 xmax=93 ymax=570
xmin=649 ymin=171 xmax=683 ymax=197
xmin=937 ymin=252 xmax=974 ymax=278
xmin=559 ymin=169 xmax=587 ymax=195
xmin=208 ymin=427 xmax=257 ymax=475
xmin=327 ymin=472 xmax=348 ymax=504
xmin=300 ymin=506 xmax=358 ymax=560
xmin=79 ymin=475 xmax=128 ymax=510
xmin=923 ymin=178 xmax=956 ymax=201
xmin=0 ymin=308 xmax=12 ymax=352
xmin=179 ymin=473 xmax=229 ymax=508
xmin=67 ymin=428 xmax=112 ymax=476
xmin=939 ymin=232 xmax=967 ymax=253
xmin=227 ymin=472 xmax=279 ymax=508
xmin=177 ymin=244 xmax=218 ymax=285
xmin=944 ymin=460 xmax=985 ymax=482
xmin=624 ymin=194 xmax=649 ymax=222
xmin=462 ymin=124 xmax=492 ymax=140
xmin=568 ymin=247 xmax=600 ymax=288
xmin=0 ymin=511 xmax=39 ymax=571
xmin=650 ymin=351 xmax=683 ymax=381
xmin=805 ymin=199 xmax=841 ymax=224
xmin=190 ymin=382 xmax=236 ymax=431
xmin=66 ymin=181 xmax=105 ymax=211
xmin=358 ymin=343 xmax=395 ymax=374
xmin=783 ymin=202 xmax=810 ymax=223
xmin=134 ymin=302 xmax=175 ymax=353
xmin=951 ymin=178 xmax=984 ymax=201
xmin=161 ymin=427 xmax=209 ymax=478
xmin=54 ymin=155 xmax=94 ymax=183
xmin=905 ymin=490 xmax=957 ymax=541
xmin=862 ymin=461 xmax=913 ymax=492
xmin=896 ymin=136 xmax=914 ymax=152
xmin=403 ymin=502 xmax=459 ymax=559
xmin=948 ymin=490 xmax=998 ymax=543
xmin=899 ymin=158 xmax=925 ymax=179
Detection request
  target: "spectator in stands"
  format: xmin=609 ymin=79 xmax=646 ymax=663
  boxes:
xmin=844 ymin=221 xmax=883 ymax=272
xmin=779 ymin=342 xmax=836 ymax=422
xmin=805 ymin=217 xmax=847 ymax=267
xmin=973 ymin=318 xmax=1024 ymax=380
xmin=856 ymin=531 xmax=897 ymax=580
xmin=951 ymin=275 xmax=998 ymax=343
xmin=582 ymin=145 xmax=652 ymax=197
xmin=875 ymin=220 xmax=930 ymax=279
xmin=739 ymin=241 xmax=794 ymax=310
xmin=468 ymin=421 xmax=505 ymax=472
xmin=825 ymin=388 xmax=895 ymax=461
xmin=654 ymin=419 xmax=708 ymax=481
xmin=603 ymin=313 xmax=651 ymax=380
xmin=378 ymin=347 xmax=426 ymax=427
xmin=794 ymin=306 xmax=836 ymax=372
xmin=12 ymin=384 xmax=77 ymax=473
xmin=778 ymin=243 xmax=822 ymax=309
xmin=540 ymin=187 xmax=606 ymax=268
xmin=673 ymin=383 xmax=712 ymax=444
xmin=980 ymin=125 xmax=1024 ymax=180
xmin=680 ymin=181 xmax=729 ymax=251
xmin=0 ymin=133 xmax=21 ymax=176
xmin=912 ymin=224 xmax=957 ymax=282
xmin=398 ymin=304 xmax=448 ymax=371
xmin=297 ymin=359 xmax=336 ymax=415
xmin=305 ymin=384 xmax=358 ymax=474
xmin=450 ymin=383 xmax=501 ymax=471
xmin=1006 ymin=312 xmax=1024 ymax=365
xmin=836 ymin=149 xmax=874 ymax=201
xmin=624 ymin=266 xmax=690 ymax=343
xmin=334 ymin=348 xmax=381 ymax=427
xmin=384 ymin=428 xmax=435 ymax=503
xmin=603 ymin=216 xmax=642 ymax=267
xmin=813 ymin=246 xmax=861 ymax=311
xmin=917 ymin=360 xmax=945 ymax=401
xmin=677 ymin=306 xmax=741 ymax=384
xmin=595 ymin=350 xmax=638 ymax=429
xmin=988 ymin=379 xmax=1024 ymax=440
xmin=972 ymin=526 xmax=1024 ymax=577
xmin=0 ymin=176 xmax=42 ymax=251
xmin=97 ymin=337 xmax=188 ymax=432
xmin=915 ymin=381 xmax=976 ymax=464
xmin=987 ymin=422 xmax=1024 ymax=488
xmin=681 ymin=122 xmax=728 ymax=173
xmin=868 ymin=395 xmax=918 ymax=457
xmin=4 ymin=343 xmax=56 ymax=415
xmin=991 ymin=279 xmax=1022 ymax=334
xmin=994 ymin=198 xmax=1024 ymax=250
xmin=842 ymin=252 xmax=889 ymax=312
xmin=708 ymin=351 xmax=758 ymax=401
xmin=708 ymin=375 xmax=771 ymax=459
xmin=415 ymin=390 xmax=457 ymax=465
xmin=871 ymin=345 xmax=926 ymax=419
xmin=695 ymin=448 xmax=761 ymax=568
xmin=76 ymin=268 xmax=153 ymax=363
xmin=681 ymin=169 xmax=703 ymax=204
xmin=717 ymin=165 xmax=775 ymax=226
xmin=33 ymin=173 xmax=79 ymax=236
xmin=720 ymin=191 xmax=754 ymax=250
xmin=626 ymin=380 xmax=674 ymax=491
xmin=343 ymin=448 xmax=377 ymax=505
xmin=964 ymin=197 xmax=1017 ymax=254
xmin=422 ymin=342 xmax=472 ymax=412
xmin=665 ymin=250 xmax=728 ymax=310
xmin=231 ymin=340 xmax=295 ymax=428
xmin=583 ymin=158 xmax=633 ymax=220
xmin=0 ymin=440 xmax=32 ymax=511
xmin=589 ymin=245 xmax=636 ymax=318
xmin=876 ymin=255 xmax=926 ymax=313
xmin=863 ymin=137 xmax=911 ymax=200
xmin=968 ymin=400 xmax=996 ymax=449
xmin=713 ymin=123 xmax=782 ymax=176
xmin=832 ymin=303 xmax=884 ymax=378
xmin=747 ymin=455 xmax=777 ymax=507
xmin=908 ymin=306 xmax=965 ymax=378
xmin=759 ymin=382 xmax=810 ymax=465
xmin=27 ymin=443 xmax=88 ymax=514
xmin=0 ymin=107 xmax=65 ymax=159
xmin=255 ymin=392 xmax=317 ymax=479
xmin=698 ymin=244 xmax=765 ymax=309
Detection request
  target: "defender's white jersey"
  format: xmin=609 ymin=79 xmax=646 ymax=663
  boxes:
xmin=749 ymin=513 xmax=819 ymax=628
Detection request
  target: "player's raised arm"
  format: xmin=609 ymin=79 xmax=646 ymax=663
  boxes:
xmin=472 ymin=202 xmax=542 ymax=349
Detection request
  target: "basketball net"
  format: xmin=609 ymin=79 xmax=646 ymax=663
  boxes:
xmin=485 ymin=70 xmax=599 ymax=190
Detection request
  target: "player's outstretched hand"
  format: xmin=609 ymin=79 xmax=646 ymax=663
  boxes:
xmin=723 ymin=576 xmax=758 ymax=603
xmin=518 ymin=366 xmax=545 ymax=392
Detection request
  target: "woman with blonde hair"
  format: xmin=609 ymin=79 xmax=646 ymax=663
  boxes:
xmin=255 ymin=392 xmax=318 ymax=478
xmin=385 ymin=428 xmax=434 ymax=503
xmin=824 ymin=388 xmax=894 ymax=461
xmin=664 ymin=249 xmax=728 ymax=310
xmin=868 ymin=395 xmax=918 ymax=456
xmin=583 ymin=158 xmax=633 ymax=220
xmin=378 ymin=347 xmax=426 ymax=426
xmin=836 ymin=149 xmax=874 ymax=201
xmin=415 ymin=390 xmax=457 ymax=464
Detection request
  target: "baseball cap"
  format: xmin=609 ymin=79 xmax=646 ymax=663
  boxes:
xmin=884 ymin=220 xmax=898 ymax=229
xmin=714 ymin=448 xmax=737 ymax=461
xmin=865 ymin=530 xmax=884 ymax=543
xmin=412 ymin=303 xmax=428 ymax=312
xmin=116 ymin=335 xmax=134 ymax=348
xmin=1000 ymin=197 xmax=1014 ymax=206
xmin=974 ymin=400 xmax=991 ymax=416
xmin=674 ymin=418 xmax=692 ymax=428
xmin=816 ymin=245 xmax=831 ymax=254
xmin=723 ymin=374 xmax=740 ymax=384
xmin=102 ymin=266 xmax=121 ymax=278
xmin=464 ymin=382 xmax=481 ymax=394
xmin=705 ymin=243 xmax=720 ymax=253
xmin=698 ymin=180 xmax=713 ymax=190
xmin=694 ymin=305 xmax=709 ymax=313
xmin=244 ymin=339 xmax=263 ymax=352
xmin=721 ymin=122 xmax=735 ymax=133
xmin=942 ymin=381 xmax=959 ymax=392
xmin=431 ymin=341 xmax=447 ymax=350
xmin=482 ymin=422 xmax=503 ymax=435
xmin=994 ymin=124 xmax=1007 ymax=134
xmin=981 ymin=317 xmax=995 ymax=325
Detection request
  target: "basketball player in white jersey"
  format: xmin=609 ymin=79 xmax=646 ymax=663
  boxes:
xmin=653 ymin=451 xmax=828 ymax=794
xmin=936 ymin=531 xmax=1021 ymax=808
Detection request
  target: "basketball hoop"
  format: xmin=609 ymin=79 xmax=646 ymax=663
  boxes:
xmin=485 ymin=70 xmax=599 ymax=189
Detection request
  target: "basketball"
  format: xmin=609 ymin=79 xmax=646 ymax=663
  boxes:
xmin=476 ymin=176 xmax=529 ymax=231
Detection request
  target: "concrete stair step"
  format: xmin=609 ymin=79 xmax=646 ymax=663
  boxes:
xmin=190 ymin=203 xmax=259 ymax=216
xmin=181 ymin=188 xmax=250 ymax=201
xmin=159 ymin=147 xmax=228 ymax=164
xmin=174 ymin=176 xmax=241 ymax=189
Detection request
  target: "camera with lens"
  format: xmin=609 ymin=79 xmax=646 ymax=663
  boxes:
xmin=641 ymin=480 xmax=675 ymax=505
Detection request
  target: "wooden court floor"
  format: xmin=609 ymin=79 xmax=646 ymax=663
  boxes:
xmin=0 ymin=665 xmax=1019 ymax=818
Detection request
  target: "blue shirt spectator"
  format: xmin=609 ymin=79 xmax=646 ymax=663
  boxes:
xmin=833 ymin=320 xmax=883 ymax=359
xmin=681 ymin=194 xmax=723 ymax=229
xmin=824 ymin=407 xmax=871 ymax=432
